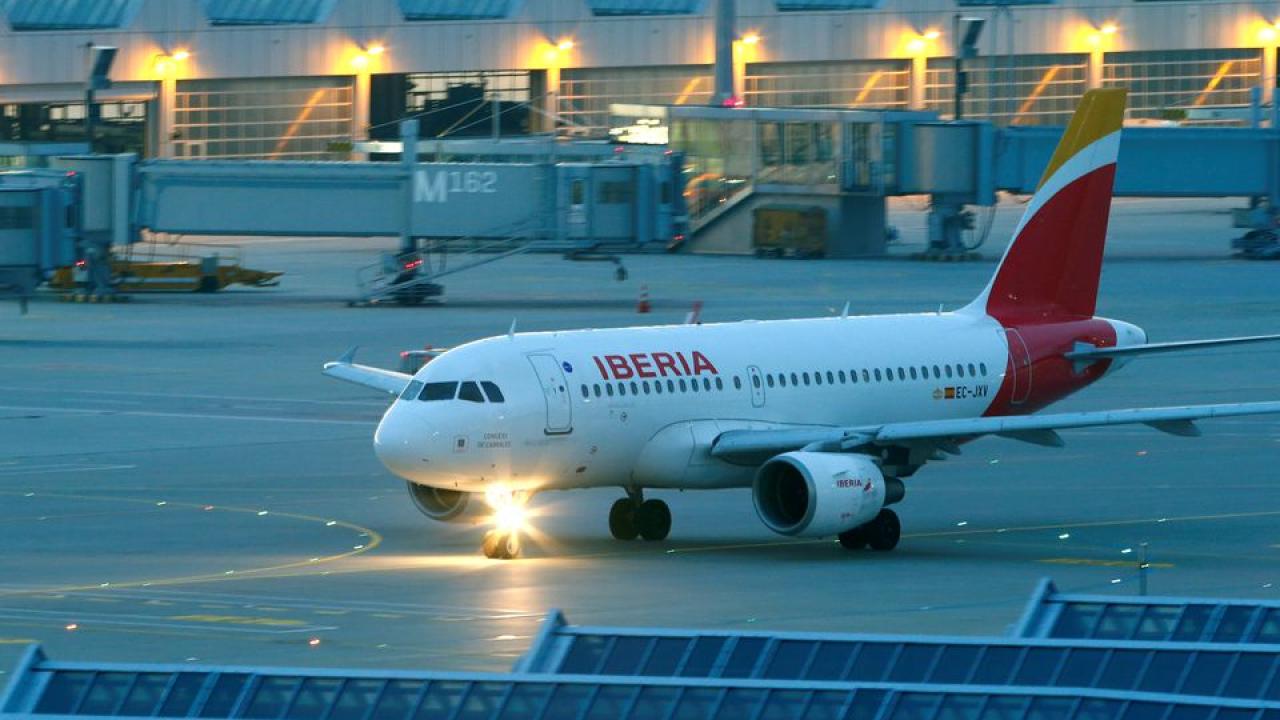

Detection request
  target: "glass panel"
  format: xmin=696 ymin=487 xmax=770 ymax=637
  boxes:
xmin=1257 ymin=610 xmax=1280 ymax=643
xmin=929 ymin=646 xmax=981 ymax=684
xmin=630 ymin=686 xmax=679 ymax=720
xmin=480 ymin=382 xmax=505 ymax=403
xmin=539 ymin=684 xmax=590 ymax=719
xmin=1052 ymin=604 xmax=1103 ymax=638
xmin=414 ymin=681 xmax=469 ymax=720
xmin=1166 ymin=707 xmax=1213 ymax=720
xmin=764 ymin=640 xmax=818 ymax=680
xmin=714 ymin=688 xmax=764 ymax=720
xmin=1180 ymin=653 xmax=1231 ymax=696
xmin=419 ymin=382 xmax=458 ymax=401
xmin=1213 ymin=607 xmax=1256 ymax=643
xmin=200 ymin=674 xmax=250 ymax=718
xmin=1267 ymin=667 xmax=1280 ymax=700
xmin=1012 ymin=648 xmax=1063 ymax=686
xmin=847 ymin=643 xmax=896 ymax=682
xmin=971 ymin=646 xmax=1021 ymax=685
xmin=758 ymin=690 xmax=809 ymax=720
xmin=1026 ymin=697 xmax=1075 ymax=720
xmin=1097 ymin=650 xmax=1147 ymax=691
xmin=1137 ymin=652 xmax=1191 ymax=694
xmin=369 ymin=680 xmax=426 ymax=720
xmin=454 ymin=683 xmax=509 ymax=720
xmin=891 ymin=693 xmax=940 ymax=720
xmin=561 ymin=635 xmax=609 ymax=674
xmin=802 ymin=691 xmax=851 ymax=720
xmin=1057 ymin=649 xmax=1106 ymax=687
xmin=672 ymin=687 xmax=722 ymax=720
xmin=1095 ymin=605 xmax=1142 ymax=640
xmin=602 ymin=637 xmax=653 ymax=675
xmin=584 ymin=685 xmax=637 ymax=720
xmin=332 ymin=679 xmax=385 ymax=720
xmin=1134 ymin=607 xmax=1181 ymax=641
xmin=806 ymin=643 xmax=856 ymax=681
xmin=1074 ymin=699 xmax=1121 ymax=720
xmin=243 ymin=676 xmax=299 ymax=719
xmin=35 ymin=672 xmax=94 ymax=714
xmin=1222 ymin=653 xmax=1275 ymax=698
xmin=119 ymin=673 xmax=173 ymax=716
xmin=643 ymin=638 xmax=691 ymax=676
xmin=723 ymin=637 xmax=768 ymax=678
xmin=160 ymin=674 xmax=208 ymax=717
xmin=77 ymin=673 xmax=137 ymax=715
xmin=1215 ymin=709 xmax=1260 ymax=720
xmin=680 ymin=637 xmax=727 ymax=677
xmin=1171 ymin=606 xmax=1213 ymax=642
xmin=496 ymin=684 xmax=551 ymax=719
xmin=887 ymin=645 xmax=941 ymax=683
xmin=1121 ymin=703 xmax=1166 ymax=720
xmin=457 ymin=381 xmax=485 ymax=403
xmin=936 ymin=695 xmax=984 ymax=720
xmin=979 ymin=697 xmax=1030 ymax=720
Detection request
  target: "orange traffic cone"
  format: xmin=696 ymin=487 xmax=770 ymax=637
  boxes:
xmin=636 ymin=285 xmax=651 ymax=314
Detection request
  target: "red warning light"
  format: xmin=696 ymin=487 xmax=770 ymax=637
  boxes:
xmin=402 ymin=259 xmax=423 ymax=271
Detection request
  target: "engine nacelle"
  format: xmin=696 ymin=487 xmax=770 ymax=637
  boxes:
xmin=406 ymin=482 xmax=483 ymax=523
xmin=753 ymin=452 xmax=888 ymax=538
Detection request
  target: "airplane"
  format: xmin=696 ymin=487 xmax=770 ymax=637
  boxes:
xmin=325 ymin=89 xmax=1280 ymax=559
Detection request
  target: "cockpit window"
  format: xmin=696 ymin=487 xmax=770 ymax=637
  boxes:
xmin=419 ymin=382 xmax=458 ymax=401
xmin=480 ymin=381 xmax=505 ymax=403
xmin=458 ymin=381 xmax=485 ymax=403
xmin=401 ymin=380 xmax=424 ymax=401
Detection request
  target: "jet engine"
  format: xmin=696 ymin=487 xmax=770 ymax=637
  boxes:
xmin=752 ymin=452 xmax=902 ymax=538
xmin=406 ymin=482 xmax=482 ymax=523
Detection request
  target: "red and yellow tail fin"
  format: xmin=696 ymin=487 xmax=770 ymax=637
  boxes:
xmin=969 ymin=89 xmax=1127 ymax=323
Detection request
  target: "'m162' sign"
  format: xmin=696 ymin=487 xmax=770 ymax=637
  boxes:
xmin=414 ymin=170 xmax=499 ymax=203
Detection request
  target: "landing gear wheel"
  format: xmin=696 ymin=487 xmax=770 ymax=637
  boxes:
xmin=866 ymin=509 xmax=901 ymax=552
xmin=482 ymin=529 xmax=521 ymax=560
xmin=609 ymin=498 xmax=639 ymax=540
xmin=635 ymin=499 xmax=672 ymax=541
xmin=838 ymin=526 xmax=868 ymax=550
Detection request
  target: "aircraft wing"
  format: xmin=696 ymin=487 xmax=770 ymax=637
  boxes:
xmin=322 ymin=347 xmax=413 ymax=396
xmin=711 ymin=401 xmax=1280 ymax=463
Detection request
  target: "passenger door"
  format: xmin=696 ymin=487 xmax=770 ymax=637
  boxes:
xmin=747 ymin=365 xmax=766 ymax=407
xmin=527 ymin=353 xmax=573 ymax=434
xmin=1006 ymin=329 xmax=1033 ymax=405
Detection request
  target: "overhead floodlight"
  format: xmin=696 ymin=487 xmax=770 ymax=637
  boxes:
xmin=958 ymin=17 xmax=985 ymax=58
xmin=88 ymin=45 xmax=118 ymax=91
xmin=951 ymin=16 xmax=984 ymax=120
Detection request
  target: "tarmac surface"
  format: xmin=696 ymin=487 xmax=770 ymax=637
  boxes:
xmin=2 ymin=198 xmax=1279 ymax=679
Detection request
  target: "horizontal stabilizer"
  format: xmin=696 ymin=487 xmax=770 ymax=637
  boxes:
xmin=1067 ymin=334 xmax=1280 ymax=364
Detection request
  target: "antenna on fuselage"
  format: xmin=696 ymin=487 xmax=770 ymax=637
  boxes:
xmin=508 ymin=318 xmax=517 ymax=339
xmin=840 ymin=302 xmax=850 ymax=319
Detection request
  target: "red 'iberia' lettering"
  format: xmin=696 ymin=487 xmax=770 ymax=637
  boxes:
xmin=589 ymin=351 xmax=719 ymax=380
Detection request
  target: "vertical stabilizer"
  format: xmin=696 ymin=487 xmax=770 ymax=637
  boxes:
xmin=966 ymin=89 xmax=1127 ymax=323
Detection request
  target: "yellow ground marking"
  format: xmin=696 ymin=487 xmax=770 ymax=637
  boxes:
xmin=853 ymin=72 xmax=885 ymax=105
xmin=1040 ymin=558 xmax=1175 ymax=569
xmin=168 ymin=614 xmax=307 ymax=627
xmin=0 ymin=490 xmax=381 ymax=598
xmin=673 ymin=77 xmax=704 ymax=106
xmin=0 ymin=638 xmax=36 ymax=645
xmin=313 ymin=610 xmax=348 ymax=616
xmin=1012 ymin=66 xmax=1061 ymax=123
xmin=372 ymin=613 xmax=404 ymax=619
xmin=1193 ymin=61 xmax=1234 ymax=107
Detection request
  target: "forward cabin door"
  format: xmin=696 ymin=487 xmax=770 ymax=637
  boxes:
xmin=527 ymin=353 xmax=573 ymax=434
xmin=1005 ymin=329 xmax=1033 ymax=405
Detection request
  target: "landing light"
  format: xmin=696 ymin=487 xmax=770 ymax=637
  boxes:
xmin=493 ymin=503 xmax=529 ymax=534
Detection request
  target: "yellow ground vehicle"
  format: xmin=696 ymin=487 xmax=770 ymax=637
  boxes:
xmin=50 ymin=241 xmax=282 ymax=294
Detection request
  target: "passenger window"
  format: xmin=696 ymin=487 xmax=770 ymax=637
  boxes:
xmin=619 ymin=383 xmax=627 ymax=396
xmin=581 ymin=385 xmax=589 ymax=399
xmin=803 ymin=372 xmax=811 ymax=385
xmin=703 ymin=378 xmax=712 ymax=391
xmin=593 ymin=385 xmax=602 ymax=398
xmin=790 ymin=373 xmax=799 ymax=386
xmin=861 ymin=369 xmax=870 ymax=383
xmin=481 ymin=381 xmax=505 ymax=403
xmin=606 ymin=384 xmax=615 ymax=397
xmin=980 ymin=362 xmax=988 ymax=376
xmin=655 ymin=381 xmax=663 ymax=394
xmin=920 ymin=366 xmax=929 ymax=379
xmin=738 ymin=376 xmax=746 ymax=390
xmin=642 ymin=381 xmax=651 ymax=394
xmin=766 ymin=375 xmax=774 ymax=388
xmin=945 ymin=365 xmax=953 ymax=378
xmin=679 ymin=379 xmax=688 ymax=392
xmin=838 ymin=371 xmax=846 ymax=383
xmin=957 ymin=364 xmax=966 ymax=378
xmin=873 ymin=369 xmax=882 ymax=382
xmin=691 ymin=379 xmax=700 ymax=392
xmin=968 ymin=363 xmax=977 ymax=377
xmin=716 ymin=377 xmax=724 ymax=390
xmin=826 ymin=371 xmax=835 ymax=385
xmin=779 ymin=374 xmax=787 ymax=387
xmin=814 ymin=372 xmax=822 ymax=386
xmin=933 ymin=365 xmax=941 ymax=379
xmin=885 ymin=368 xmax=894 ymax=382
xmin=897 ymin=368 xmax=905 ymax=381
xmin=458 ymin=381 xmax=485 ymax=403
xmin=667 ymin=379 xmax=676 ymax=393
xmin=401 ymin=380 xmax=424 ymax=401
xmin=419 ymin=381 xmax=458 ymax=401
xmin=630 ymin=381 xmax=639 ymax=395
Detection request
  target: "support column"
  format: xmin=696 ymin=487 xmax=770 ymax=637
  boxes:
xmin=1263 ymin=44 xmax=1277 ymax=108
xmin=909 ymin=55 xmax=927 ymax=111
xmin=157 ymin=76 xmax=177 ymax=158
xmin=543 ymin=65 xmax=561 ymax=135
xmin=1087 ymin=47 xmax=1104 ymax=90
xmin=353 ymin=71 xmax=371 ymax=160
xmin=712 ymin=0 xmax=735 ymax=105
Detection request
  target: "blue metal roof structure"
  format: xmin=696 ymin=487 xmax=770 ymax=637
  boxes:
xmin=395 ymin=0 xmax=523 ymax=20
xmin=585 ymin=0 xmax=707 ymax=15
xmin=198 ymin=0 xmax=337 ymax=26
xmin=517 ymin=611 xmax=1280 ymax=702
xmin=2 ymin=644 xmax=1278 ymax=720
xmin=1015 ymin=580 xmax=1280 ymax=644
xmin=0 ymin=0 xmax=144 ymax=31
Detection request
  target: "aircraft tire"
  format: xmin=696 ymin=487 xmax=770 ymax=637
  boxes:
xmin=482 ymin=530 xmax=521 ymax=560
xmin=636 ymin=499 xmax=672 ymax=541
xmin=838 ymin=526 xmax=868 ymax=550
xmin=609 ymin=499 xmax=639 ymax=541
xmin=866 ymin=509 xmax=901 ymax=552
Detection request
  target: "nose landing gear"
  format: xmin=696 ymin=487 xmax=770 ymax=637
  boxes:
xmin=609 ymin=489 xmax=671 ymax=541
xmin=481 ymin=488 xmax=531 ymax=560
xmin=482 ymin=529 xmax=521 ymax=560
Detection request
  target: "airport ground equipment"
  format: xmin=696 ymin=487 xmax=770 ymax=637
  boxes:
xmin=4 ymin=580 xmax=1279 ymax=720
xmin=48 ymin=240 xmax=282 ymax=294
xmin=0 ymin=170 xmax=79 ymax=313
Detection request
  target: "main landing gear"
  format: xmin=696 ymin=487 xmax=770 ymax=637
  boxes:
xmin=609 ymin=489 xmax=671 ymax=542
xmin=837 ymin=508 xmax=901 ymax=552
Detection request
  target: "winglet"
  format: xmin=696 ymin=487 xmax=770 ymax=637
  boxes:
xmin=336 ymin=346 xmax=358 ymax=365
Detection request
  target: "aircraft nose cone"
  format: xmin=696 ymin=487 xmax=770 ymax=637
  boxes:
xmin=374 ymin=410 xmax=419 ymax=477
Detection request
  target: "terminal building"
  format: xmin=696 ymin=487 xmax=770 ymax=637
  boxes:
xmin=0 ymin=0 xmax=1275 ymax=163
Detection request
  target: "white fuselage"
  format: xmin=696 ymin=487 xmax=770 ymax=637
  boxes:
xmin=374 ymin=311 xmax=1014 ymax=494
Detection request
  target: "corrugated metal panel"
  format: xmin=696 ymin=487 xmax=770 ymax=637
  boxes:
xmin=773 ymin=0 xmax=882 ymax=9
xmin=397 ymin=0 xmax=523 ymax=20
xmin=586 ymin=0 xmax=706 ymax=16
xmin=199 ymin=0 xmax=337 ymax=26
xmin=2 ymin=0 xmax=144 ymax=30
